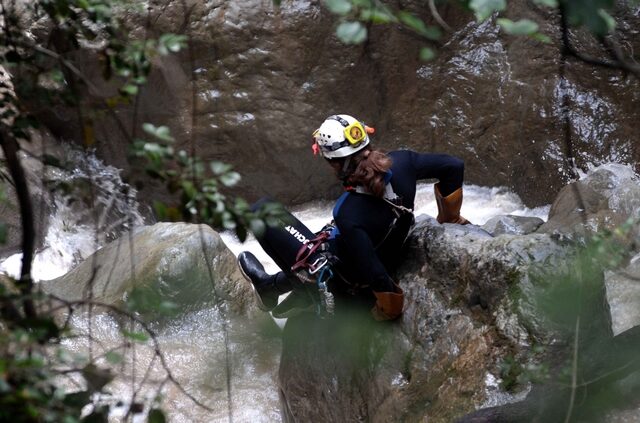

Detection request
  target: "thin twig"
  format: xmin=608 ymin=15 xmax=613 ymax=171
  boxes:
xmin=564 ymin=315 xmax=580 ymax=423
xmin=558 ymin=5 xmax=640 ymax=78
xmin=48 ymin=294 xmax=216 ymax=412
xmin=428 ymin=0 xmax=451 ymax=32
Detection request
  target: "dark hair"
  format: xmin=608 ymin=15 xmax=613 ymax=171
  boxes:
xmin=344 ymin=147 xmax=392 ymax=198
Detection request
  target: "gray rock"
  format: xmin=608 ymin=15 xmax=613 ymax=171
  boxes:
xmin=40 ymin=222 xmax=259 ymax=319
xmin=605 ymin=254 xmax=640 ymax=336
xmin=538 ymin=164 xmax=640 ymax=236
xmin=482 ymin=215 xmax=545 ymax=236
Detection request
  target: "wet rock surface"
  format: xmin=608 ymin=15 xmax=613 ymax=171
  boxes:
xmin=40 ymin=222 xmax=259 ymax=319
xmin=25 ymin=1 xmax=640 ymax=209
xmin=538 ymin=163 xmax=640 ymax=235
xmin=482 ymin=215 xmax=544 ymax=236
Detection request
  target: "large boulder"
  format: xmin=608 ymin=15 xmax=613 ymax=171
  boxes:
xmin=40 ymin=222 xmax=259 ymax=319
xmin=25 ymin=1 xmax=640 ymax=209
xmin=278 ymin=163 xmax=640 ymax=422
xmin=538 ymin=163 xmax=640 ymax=235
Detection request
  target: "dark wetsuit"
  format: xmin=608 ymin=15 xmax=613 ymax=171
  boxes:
xmin=253 ymin=150 xmax=464 ymax=294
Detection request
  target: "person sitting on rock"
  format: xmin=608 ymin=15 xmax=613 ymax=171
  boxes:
xmin=238 ymin=114 xmax=470 ymax=321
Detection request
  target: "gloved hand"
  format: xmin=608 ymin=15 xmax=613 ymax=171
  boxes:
xmin=371 ymin=285 xmax=404 ymax=321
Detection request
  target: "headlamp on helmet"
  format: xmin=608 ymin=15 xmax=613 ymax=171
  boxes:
xmin=311 ymin=114 xmax=374 ymax=159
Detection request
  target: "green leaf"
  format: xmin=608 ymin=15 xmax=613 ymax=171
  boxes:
xmin=351 ymin=0 xmax=373 ymax=6
xmin=323 ymin=0 xmax=352 ymax=15
xmin=336 ymin=21 xmax=368 ymax=44
xmin=497 ymin=18 xmax=539 ymax=35
xmin=148 ymin=409 xmax=166 ymax=423
xmin=210 ymin=161 xmax=232 ymax=175
xmin=597 ymin=9 xmax=616 ymax=33
xmin=532 ymin=32 xmax=552 ymax=43
xmin=142 ymin=123 xmax=175 ymax=143
xmin=249 ymin=219 xmax=266 ymax=238
xmin=121 ymin=330 xmax=149 ymax=342
xmin=469 ymin=0 xmax=506 ymax=21
xmin=219 ymin=172 xmax=241 ymax=187
xmin=222 ymin=212 xmax=237 ymax=230
xmin=181 ymin=180 xmax=197 ymax=199
xmin=158 ymin=34 xmax=187 ymax=55
xmin=533 ymin=0 xmax=557 ymax=6
xmin=398 ymin=11 xmax=441 ymax=40
xmin=105 ymin=351 xmax=123 ymax=365
xmin=419 ymin=47 xmax=436 ymax=61
xmin=563 ymin=0 xmax=616 ymax=36
xmin=360 ymin=7 xmax=396 ymax=24
xmin=120 ymin=84 xmax=139 ymax=96
xmin=158 ymin=301 xmax=179 ymax=316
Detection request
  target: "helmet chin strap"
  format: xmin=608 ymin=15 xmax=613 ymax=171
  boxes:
xmin=338 ymin=156 xmax=352 ymax=184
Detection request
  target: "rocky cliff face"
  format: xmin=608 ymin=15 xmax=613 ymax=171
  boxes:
xmin=26 ymin=1 xmax=640 ymax=209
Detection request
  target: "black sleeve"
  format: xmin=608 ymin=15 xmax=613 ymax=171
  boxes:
xmin=409 ymin=151 xmax=465 ymax=196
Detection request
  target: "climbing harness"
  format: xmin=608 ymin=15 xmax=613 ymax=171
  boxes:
xmin=316 ymin=265 xmax=335 ymax=316
xmin=291 ymin=230 xmax=337 ymax=317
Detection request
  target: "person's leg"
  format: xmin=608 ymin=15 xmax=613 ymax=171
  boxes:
xmin=239 ymin=198 xmax=322 ymax=311
xmin=250 ymin=197 xmax=319 ymax=273
xmin=418 ymin=154 xmax=469 ymax=224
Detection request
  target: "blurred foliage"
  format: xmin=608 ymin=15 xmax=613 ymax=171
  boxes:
xmin=131 ymin=123 xmax=289 ymax=241
xmin=533 ymin=219 xmax=634 ymax=337
xmin=496 ymin=218 xmax=640 ymax=419
xmin=320 ymin=0 xmax=636 ymax=59
xmin=0 ymin=0 xmax=270 ymax=420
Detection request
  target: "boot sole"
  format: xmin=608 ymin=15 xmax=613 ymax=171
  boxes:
xmin=237 ymin=257 xmax=273 ymax=312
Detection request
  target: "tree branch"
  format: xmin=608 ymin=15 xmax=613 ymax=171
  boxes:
xmin=0 ymin=129 xmax=36 ymax=318
xmin=559 ymin=5 xmax=640 ymax=78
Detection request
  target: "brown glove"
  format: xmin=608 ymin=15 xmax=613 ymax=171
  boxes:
xmin=371 ymin=286 xmax=404 ymax=321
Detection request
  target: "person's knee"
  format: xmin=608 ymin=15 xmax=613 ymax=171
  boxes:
xmin=446 ymin=156 xmax=464 ymax=185
xmin=448 ymin=156 xmax=464 ymax=175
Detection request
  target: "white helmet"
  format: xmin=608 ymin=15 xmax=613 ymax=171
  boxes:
xmin=312 ymin=114 xmax=372 ymax=159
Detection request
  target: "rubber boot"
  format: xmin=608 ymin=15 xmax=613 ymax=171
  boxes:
xmin=238 ymin=252 xmax=293 ymax=311
xmin=434 ymin=183 xmax=470 ymax=225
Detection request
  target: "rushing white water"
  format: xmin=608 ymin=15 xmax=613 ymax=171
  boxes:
xmin=0 ymin=147 xmax=144 ymax=281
